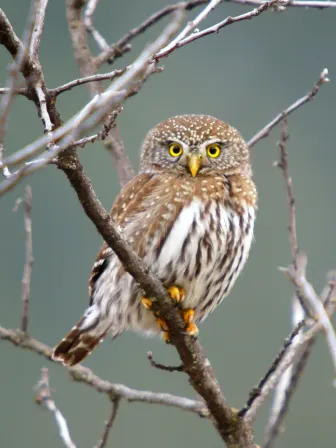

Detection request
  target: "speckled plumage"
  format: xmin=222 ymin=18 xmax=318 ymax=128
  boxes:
xmin=52 ymin=115 xmax=257 ymax=366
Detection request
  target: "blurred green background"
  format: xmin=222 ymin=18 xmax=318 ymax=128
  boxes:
xmin=0 ymin=1 xmax=335 ymax=447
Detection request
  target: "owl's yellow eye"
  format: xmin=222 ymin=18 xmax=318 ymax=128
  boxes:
xmin=206 ymin=144 xmax=221 ymax=158
xmin=168 ymin=143 xmax=183 ymax=157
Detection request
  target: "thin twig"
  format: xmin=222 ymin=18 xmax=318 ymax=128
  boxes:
xmin=156 ymin=0 xmax=223 ymax=58
xmin=156 ymin=0 xmax=281 ymax=59
xmin=243 ymin=295 xmax=336 ymax=422
xmin=285 ymin=253 xmax=336 ymax=379
xmin=19 ymin=186 xmax=33 ymax=334
xmin=29 ymin=0 xmax=48 ymax=61
xmin=0 ymin=1 xmax=39 ymax=147
xmin=49 ymin=69 xmax=128 ymax=96
xmin=275 ymin=119 xmax=298 ymax=265
xmin=248 ymin=68 xmax=329 ymax=148
xmin=262 ymin=337 xmax=315 ymax=448
xmin=265 ymin=272 xmax=336 ymax=448
xmin=263 ymin=296 xmax=305 ymax=446
xmin=0 ymin=10 xmax=184 ymax=186
xmin=84 ymin=0 xmax=110 ymax=53
xmin=66 ymin=0 xmax=134 ymax=187
xmin=94 ymin=0 xmax=208 ymax=67
xmin=0 ymin=102 xmax=124 ymax=195
xmin=0 ymin=87 xmax=27 ymax=96
xmin=0 ymin=326 xmax=208 ymax=416
xmin=35 ymin=367 xmax=77 ymax=448
xmin=147 ymin=351 xmax=185 ymax=372
xmin=228 ymin=0 xmax=336 ymax=9
xmin=239 ymin=319 xmax=305 ymax=417
xmin=94 ymin=397 xmax=121 ymax=448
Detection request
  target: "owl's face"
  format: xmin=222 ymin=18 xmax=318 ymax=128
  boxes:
xmin=140 ymin=115 xmax=251 ymax=177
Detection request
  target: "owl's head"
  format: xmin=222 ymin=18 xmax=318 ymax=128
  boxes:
xmin=140 ymin=115 xmax=251 ymax=178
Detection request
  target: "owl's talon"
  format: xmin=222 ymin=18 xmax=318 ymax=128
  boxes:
xmin=141 ymin=298 xmax=153 ymax=309
xmin=156 ymin=316 xmax=169 ymax=332
xmin=163 ymin=331 xmax=171 ymax=344
xmin=156 ymin=317 xmax=171 ymax=343
xmin=185 ymin=322 xmax=199 ymax=337
xmin=180 ymin=308 xmax=199 ymax=337
xmin=167 ymin=286 xmax=185 ymax=304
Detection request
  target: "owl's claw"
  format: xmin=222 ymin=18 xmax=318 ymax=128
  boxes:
xmin=141 ymin=298 xmax=153 ymax=309
xmin=142 ymin=288 xmax=196 ymax=343
xmin=156 ymin=317 xmax=171 ymax=344
xmin=167 ymin=286 xmax=185 ymax=304
xmin=141 ymin=285 xmax=184 ymax=311
xmin=180 ymin=308 xmax=199 ymax=338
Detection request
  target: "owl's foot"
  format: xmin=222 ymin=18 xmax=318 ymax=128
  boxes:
xmin=156 ymin=317 xmax=171 ymax=343
xmin=167 ymin=286 xmax=185 ymax=304
xmin=141 ymin=298 xmax=153 ymax=309
xmin=141 ymin=285 xmax=185 ymax=310
xmin=141 ymin=286 xmax=193 ymax=343
xmin=180 ymin=308 xmax=199 ymax=338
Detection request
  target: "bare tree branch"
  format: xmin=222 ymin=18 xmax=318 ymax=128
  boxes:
xmin=248 ymin=69 xmax=329 ymax=148
xmin=263 ymin=296 xmax=305 ymax=447
xmin=49 ymin=69 xmax=128 ymax=96
xmin=84 ymin=0 xmax=110 ymax=54
xmin=66 ymin=0 xmax=134 ymax=187
xmin=0 ymin=326 xmax=208 ymax=416
xmin=242 ymin=294 xmax=336 ymax=422
xmin=262 ymin=336 xmax=315 ymax=448
xmin=29 ymin=0 xmax=48 ymax=61
xmin=94 ymin=397 xmax=121 ymax=448
xmin=147 ymin=351 xmax=185 ymax=372
xmin=0 ymin=11 xmax=182 ymax=192
xmin=239 ymin=320 xmax=305 ymax=417
xmin=228 ymin=0 xmax=336 ymax=9
xmin=156 ymin=0 xmax=281 ymax=59
xmin=14 ymin=185 xmax=34 ymax=334
xmin=284 ymin=253 xmax=336 ymax=378
xmin=94 ymin=0 xmax=208 ymax=67
xmin=35 ymin=367 xmax=77 ymax=448
xmin=0 ymin=1 xmax=39 ymax=146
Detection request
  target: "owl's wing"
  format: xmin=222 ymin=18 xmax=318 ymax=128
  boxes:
xmin=88 ymin=172 xmax=164 ymax=297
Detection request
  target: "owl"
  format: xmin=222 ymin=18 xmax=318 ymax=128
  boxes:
xmin=52 ymin=115 xmax=257 ymax=366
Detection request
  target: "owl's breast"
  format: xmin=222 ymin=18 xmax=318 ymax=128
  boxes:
xmin=144 ymin=199 xmax=255 ymax=321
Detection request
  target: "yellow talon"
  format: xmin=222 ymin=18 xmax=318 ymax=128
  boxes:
xmin=156 ymin=317 xmax=171 ymax=343
xmin=141 ymin=298 xmax=153 ymax=309
xmin=180 ymin=308 xmax=199 ymax=337
xmin=156 ymin=317 xmax=169 ymax=332
xmin=168 ymin=285 xmax=185 ymax=304
xmin=162 ymin=331 xmax=171 ymax=344
xmin=142 ymin=288 xmax=196 ymax=342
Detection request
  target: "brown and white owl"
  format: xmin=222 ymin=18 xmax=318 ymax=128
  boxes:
xmin=52 ymin=115 xmax=257 ymax=366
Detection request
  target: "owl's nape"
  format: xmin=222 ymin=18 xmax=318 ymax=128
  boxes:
xmin=52 ymin=114 xmax=257 ymax=367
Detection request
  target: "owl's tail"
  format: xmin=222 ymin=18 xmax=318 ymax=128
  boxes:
xmin=52 ymin=305 xmax=111 ymax=367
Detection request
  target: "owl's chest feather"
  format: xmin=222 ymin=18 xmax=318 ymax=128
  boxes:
xmin=144 ymin=199 xmax=255 ymax=318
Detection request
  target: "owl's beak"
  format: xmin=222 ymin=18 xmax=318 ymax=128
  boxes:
xmin=187 ymin=154 xmax=202 ymax=177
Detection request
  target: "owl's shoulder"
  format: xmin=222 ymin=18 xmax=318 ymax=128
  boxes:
xmin=227 ymin=173 xmax=258 ymax=213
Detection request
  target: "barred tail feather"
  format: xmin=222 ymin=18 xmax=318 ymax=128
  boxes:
xmin=52 ymin=305 xmax=110 ymax=367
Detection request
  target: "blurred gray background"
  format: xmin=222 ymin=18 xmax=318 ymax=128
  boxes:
xmin=0 ymin=1 xmax=335 ymax=447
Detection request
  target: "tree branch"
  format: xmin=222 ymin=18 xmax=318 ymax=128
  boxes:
xmin=247 ymin=69 xmax=329 ymax=148
xmin=94 ymin=397 xmax=121 ymax=448
xmin=35 ymin=367 xmax=77 ymax=448
xmin=93 ymin=0 xmax=208 ymax=67
xmin=0 ymin=326 xmax=208 ymax=417
xmin=14 ymin=185 xmax=34 ymax=334
xmin=228 ymin=0 xmax=336 ymax=9
xmin=242 ymin=294 xmax=336 ymax=422
xmin=66 ymin=0 xmax=134 ymax=187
